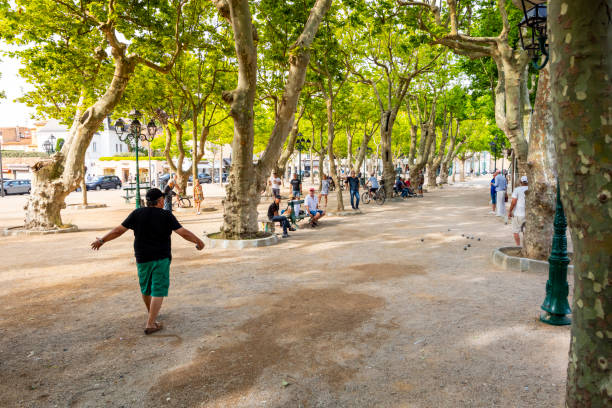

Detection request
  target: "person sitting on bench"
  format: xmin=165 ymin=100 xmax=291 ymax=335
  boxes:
xmin=267 ymin=195 xmax=294 ymax=238
xmin=305 ymin=188 xmax=325 ymax=227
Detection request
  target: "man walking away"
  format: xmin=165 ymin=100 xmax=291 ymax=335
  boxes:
xmin=305 ymin=188 xmax=325 ymax=226
xmin=494 ymin=169 xmax=507 ymax=217
xmin=290 ymin=173 xmax=302 ymax=198
xmin=91 ymin=188 xmax=204 ymax=335
xmin=508 ymin=176 xmax=528 ymax=246
xmin=490 ymin=170 xmax=499 ymax=214
xmin=345 ymin=170 xmax=360 ymax=210
xmin=268 ymin=195 xmax=294 ymax=238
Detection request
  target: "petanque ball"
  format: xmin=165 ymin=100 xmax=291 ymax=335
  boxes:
xmin=468 ymin=244 xmax=471 ymax=247
xmin=478 ymin=238 xmax=481 ymax=241
xmin=421 ymin=238 xmax=424 ymax=242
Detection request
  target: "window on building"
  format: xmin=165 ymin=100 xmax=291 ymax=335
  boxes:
xmin=92 ymin=142 xmax=97 ymax=152
xmin=115 ymin=144 xmax=118 ymax=152
xmin=119 ymin=144 xmax=123 ymax=153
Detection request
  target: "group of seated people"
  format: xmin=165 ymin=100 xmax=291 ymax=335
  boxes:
xmin=394 ymin=176 xmax=418 ymax=198
xmin=267 ymin=187 xmax=325 ymax=238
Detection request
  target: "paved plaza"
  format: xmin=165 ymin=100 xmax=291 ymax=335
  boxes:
xmin=0 ymin=177 xmax=571 ymax=407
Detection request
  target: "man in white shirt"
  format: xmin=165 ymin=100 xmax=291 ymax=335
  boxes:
xmin=494 ymin=170 xmax=508 ymax=217
xmin=367 ymin=173 xmax=379 ymax=193
xmin=269 ymin=172 xmax=282 ymax=197
xmin=304 ymin=188 xmax=325 ymax=227
xmin=508 ymin=176 xmax=528 ymax=246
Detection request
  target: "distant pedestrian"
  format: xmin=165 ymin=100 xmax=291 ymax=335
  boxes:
xmin=319 ymin=174 xmax=330 ymax=208
xmin=163 ymin=180 xmax=176 ymax=212
xmin=417 ymin=171 xmax=425 ymax=195
xmin=494 ymin=170 xmax=507 ymax=217
xmin=509 ymin=176 xmax=528 ymax=246
xmin=90 ymin=188 xmax=204 ymax=335
xmin=269 ymin=172 xmax=282 ymax=197
xmin=489 ymin=170 xmax=499 ymax=214
xmin=290 ymin=173 xmax=302 ymax=198
xmin=345 ymin=170 xmax=361 ymax=210
xmin=193 ymin=179 xmax=204 ymax=215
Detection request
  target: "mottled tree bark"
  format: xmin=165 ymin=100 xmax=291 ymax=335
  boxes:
xmin=549 ymin=1 xmax=612 ymax=406
xmin=523 ymin=66 xmax=556 ymax=260
xmin=215 ymin=0 xmax=332 ymax=237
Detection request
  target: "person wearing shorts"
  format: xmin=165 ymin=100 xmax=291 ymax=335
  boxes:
xmin=305 ymin=188 xmax=325 ymax=227
xmin=91 ymin=188 xmax=204 ymax=335
xmin=509 ymin=176 xmax=528 ymax=246
xmin=270 ymin=172 xmax=282 ymax=197
xmin=319 ymin=174 xmax=330 ymax=208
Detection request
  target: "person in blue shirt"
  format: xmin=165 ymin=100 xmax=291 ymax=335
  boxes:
xmin=494 ymin=169 xmax=508 ymax=217
xmin=490 ymin=170 xmax=498 ymax=214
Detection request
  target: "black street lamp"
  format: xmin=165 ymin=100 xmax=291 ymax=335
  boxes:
xmin=295 ymin=132 xmax=310 ymax=181
xmin=42 ymin=140 xmax=54 ymax=155
xmin=489 ymin=135 xmax=501 ymax=171
xmin=517 ymin=1 xmax=570 ymax=325
xmin=518 ymin=0 xmax=549 ymax=69
xmin=114 ymin=110 xmax=158 ymax=208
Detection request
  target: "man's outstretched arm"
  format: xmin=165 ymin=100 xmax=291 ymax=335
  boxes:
xmin=175 ymin=227 xmax=205 ymax=250
xmin=91 ymin=225 xmax=129 ymax=250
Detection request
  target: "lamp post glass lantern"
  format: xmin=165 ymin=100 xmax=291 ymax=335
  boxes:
xmin=518 ymin=0 xmax=548 ymax=69
xmin=114 ymin=111 xmax=157 ymax=209
xmin=295 ymin=133 xmax=310 ymax=181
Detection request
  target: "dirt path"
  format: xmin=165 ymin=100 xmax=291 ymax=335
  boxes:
xmin=0 ymin=177 xmax=570 ymax=407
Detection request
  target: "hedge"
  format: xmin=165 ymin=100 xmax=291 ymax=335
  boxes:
xmin=1 ymin=150 xmax=50 ymax=158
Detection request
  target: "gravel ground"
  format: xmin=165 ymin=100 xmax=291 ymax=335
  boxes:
xmin=0 ymin=176 xmax=570 ymax=407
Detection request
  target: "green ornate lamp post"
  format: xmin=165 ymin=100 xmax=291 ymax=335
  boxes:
xmin=114 ymin=111 xmax=158 ymax=209
xmin=295 ymin=133 xmax=310 ymax=181
xmin=540 ymin=182 xmax=572 ymax=325
xmin=517 ymin=1 xmax=571 ymax=325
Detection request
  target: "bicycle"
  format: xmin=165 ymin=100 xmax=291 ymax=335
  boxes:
xmin=361 ymin=185 xmax=386 ymax=205
xmin=173 ymin=194 xmax=192 ymax=208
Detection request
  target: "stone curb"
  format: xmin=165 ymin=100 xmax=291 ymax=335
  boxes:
xmin=2 ymin=225 xmax=79 ymax=237
xmin=203 ymin=232 xmax=279 ymax=249
xmin=66 ymin=203 xmax=107 ymax=210
xmin=491 ymin=246 xmax=574 ymax=274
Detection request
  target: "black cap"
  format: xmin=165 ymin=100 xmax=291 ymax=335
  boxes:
xmin=146 ymin=188 xmax=165 ymax=202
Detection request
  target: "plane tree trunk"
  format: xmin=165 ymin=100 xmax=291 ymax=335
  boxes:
xmin=523 ymin=66 xmax=556 ymax=260
xmin=548 ymin=1 xmax=612 ymax=406
xmin=25 ymin=56 xmax=136 ymax=230
xmin=214 ymin=0 xmax=332 ymax=238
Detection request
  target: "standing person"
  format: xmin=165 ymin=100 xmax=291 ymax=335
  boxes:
xmin=267 ymin=195 xmax=293 ymax=238
xmin=163 ymin=180 xmax=176 ymax=212
xmin=508 ymin=176 xmax=528 ymax=246
xmin=319 ymin=174 xmax=330 ymax=209
xmin=494 ymin=169 xmax=508 ymax=217
xmin=90 ymin=188 xmax=204 ymax=335
xmin=345 ymin=170 xmax=361 ymax=210
xmin=290 ymin=173 xmax=302 ymax=198
xmin=305 ymin=188 xmax=325 ymax=226
xmin=269 ymin=172 xmax=282 ymax=197
xmin=193 ymin=179 xmax=204 ymax=215
xmin=490 ymin=170 xmax=499 ymax=214
xmin=417 ymin=171 xmax=425 ymax=196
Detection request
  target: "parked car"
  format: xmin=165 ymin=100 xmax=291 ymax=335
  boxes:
xmin=198 ymin=173 xmax=212 ymax=184
xmin=213 ymin=173 xmax=228 ymax=183
xmin=1 ymin=179 xmax=31 ymax=195
xmin=86 ymin=175 xmax=122 ymax=190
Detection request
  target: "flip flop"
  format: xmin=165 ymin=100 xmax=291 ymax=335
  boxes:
xmin=144 ymin=322 xmax=163 ymax=335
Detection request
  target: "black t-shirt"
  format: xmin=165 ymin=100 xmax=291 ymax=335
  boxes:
xmin=268 ymin=202 xmax=279 ymax=219
xmin=346 ymin=177 xmax=360 ymax=191
xmin=121 ymin=207 xmax=182 ymax=263
xmin=290 ymin=178 xmax=301 ymax=192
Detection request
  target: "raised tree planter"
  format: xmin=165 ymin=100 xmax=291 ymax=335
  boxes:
xmin=491 ymin=246 xmax=574 ymax=274
xmin=203 ymin=232 xmax=278 ymax=249
xmin=328 ymin=210 xmax=362 ymax=216
xmin=2 ymin=225 xmax=79 ymax=237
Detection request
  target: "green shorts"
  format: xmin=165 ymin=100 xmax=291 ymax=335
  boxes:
xmin=137 ymin=258 xmax=170 ymax=297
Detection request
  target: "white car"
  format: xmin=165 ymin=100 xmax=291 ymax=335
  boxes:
xmin=1 ymin=179 xmax=31 ymax=195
